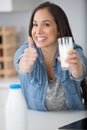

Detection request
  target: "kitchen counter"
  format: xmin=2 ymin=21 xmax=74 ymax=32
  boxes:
xmin=0 ymin=108 xmax=87 ymax=130
xmin=27 ymin=109 xmax=87 ymax=130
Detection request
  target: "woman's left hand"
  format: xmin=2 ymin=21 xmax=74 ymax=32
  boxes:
xmin=66 ymin=49 xmax=84 ymax=78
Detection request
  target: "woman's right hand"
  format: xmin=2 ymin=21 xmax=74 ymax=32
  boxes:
xmin=19 ymin=37 xmax=38 ymax=74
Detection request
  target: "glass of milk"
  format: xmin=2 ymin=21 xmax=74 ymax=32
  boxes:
xmin=58 ymin=37 xmax=73 ymax=70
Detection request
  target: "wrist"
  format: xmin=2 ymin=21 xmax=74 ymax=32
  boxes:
xmin=70 ymin=64 xmax=84 ymax=79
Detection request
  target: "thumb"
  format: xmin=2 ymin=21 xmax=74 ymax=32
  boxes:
xmin=28 ymin=37 xmax=34 ymax=48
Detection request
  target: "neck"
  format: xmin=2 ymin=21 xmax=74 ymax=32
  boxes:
xmin=41 ymin=43 xmax=58 ymax=81
xmin=41 ymin=43 xmax=58 ymax=60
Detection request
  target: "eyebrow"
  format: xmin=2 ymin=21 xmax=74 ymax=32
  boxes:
xmin=33 ymin=20 xmax=52 ymax=23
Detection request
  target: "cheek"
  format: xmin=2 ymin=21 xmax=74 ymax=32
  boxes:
xmin=49 ymin=28 xmax=58 ymax=38
xmin=31 ymin=29 xmax=35 ymax=38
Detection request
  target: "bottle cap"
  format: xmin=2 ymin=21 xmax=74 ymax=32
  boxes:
xmin=9 ymin=84 xmax=21 ymax=89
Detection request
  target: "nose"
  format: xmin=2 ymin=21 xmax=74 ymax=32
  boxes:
xmin=36 ymin=25 xmax=43 ymax=34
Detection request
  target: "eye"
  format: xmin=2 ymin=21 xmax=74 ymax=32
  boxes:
xmin=43 ymin=23 xmax=50 ymax=27
xmin=32 ymin=23 xmax=38 ymax=27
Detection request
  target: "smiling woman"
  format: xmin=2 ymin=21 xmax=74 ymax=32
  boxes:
xmin=14 ymin=1 xmax=87 ymax=111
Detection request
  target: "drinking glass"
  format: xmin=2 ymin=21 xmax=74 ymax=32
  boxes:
xmin=58 ymin=37 xmax=73 ymax=70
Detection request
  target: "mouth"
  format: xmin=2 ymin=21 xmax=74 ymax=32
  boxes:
xmin=36 ymin=37 xmax=47 ymax=42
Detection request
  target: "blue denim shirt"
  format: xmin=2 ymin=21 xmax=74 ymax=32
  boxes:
xmin=14 ymin=42 xmax=87 ymax=111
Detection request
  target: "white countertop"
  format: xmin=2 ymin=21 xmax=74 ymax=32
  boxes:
xmin=0 ymin=108 xmax=87 ymax=130
xmin=27 ymin=110 xmax=87 ymax=130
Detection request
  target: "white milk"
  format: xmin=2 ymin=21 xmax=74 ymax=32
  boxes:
xmin=58 ymin=37 xmax=73 ymax=70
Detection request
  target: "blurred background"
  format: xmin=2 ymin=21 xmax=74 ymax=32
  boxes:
xmin=0 ymin=0 xmax=87 ymax=129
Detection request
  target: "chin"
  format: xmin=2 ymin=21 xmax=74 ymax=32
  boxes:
xmin=36 ymin=44 xmax=45 ymax=48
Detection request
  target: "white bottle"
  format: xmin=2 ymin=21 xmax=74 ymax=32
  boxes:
xmin=5 ymin=84 xmax=27 ymax=130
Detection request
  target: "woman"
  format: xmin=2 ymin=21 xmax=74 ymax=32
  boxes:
xmin=14 ymin=1 xmax=87 ymax=111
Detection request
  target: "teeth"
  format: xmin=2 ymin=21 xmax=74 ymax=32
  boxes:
xmin=37 ymin=37 xmax=46 ymax=41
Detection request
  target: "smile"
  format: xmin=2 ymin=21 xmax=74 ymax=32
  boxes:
xmin=36 ymin=37 xmax=47 ymax=42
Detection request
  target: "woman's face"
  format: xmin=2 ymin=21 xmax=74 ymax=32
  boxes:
xmin=31 ymin=8 xmax=59 ymax=48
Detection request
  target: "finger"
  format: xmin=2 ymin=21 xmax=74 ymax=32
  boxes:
xmin=28 ymin=37 xmax=34 ymax=48
xmin=68 ymin=49 xmax=76 ymax=55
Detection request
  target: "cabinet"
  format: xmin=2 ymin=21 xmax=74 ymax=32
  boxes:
xmin=0 ymin=0 xmax=42 ymax=12
xmin=0 ymin=26 xmax=18 ymax=78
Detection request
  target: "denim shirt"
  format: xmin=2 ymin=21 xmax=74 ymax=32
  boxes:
xmin=14 ymin=42 xmax=87 ymax=111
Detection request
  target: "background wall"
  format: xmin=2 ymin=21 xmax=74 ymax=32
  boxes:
xmin=0 ymin=0 xmax=86 ymax=56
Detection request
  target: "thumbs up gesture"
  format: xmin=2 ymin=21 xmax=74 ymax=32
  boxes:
xmin=19 ymin=37 xmax=38 ymax=74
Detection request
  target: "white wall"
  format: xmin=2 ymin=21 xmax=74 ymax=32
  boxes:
xmin=0 ymin=0 xmax=86 ymax=55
